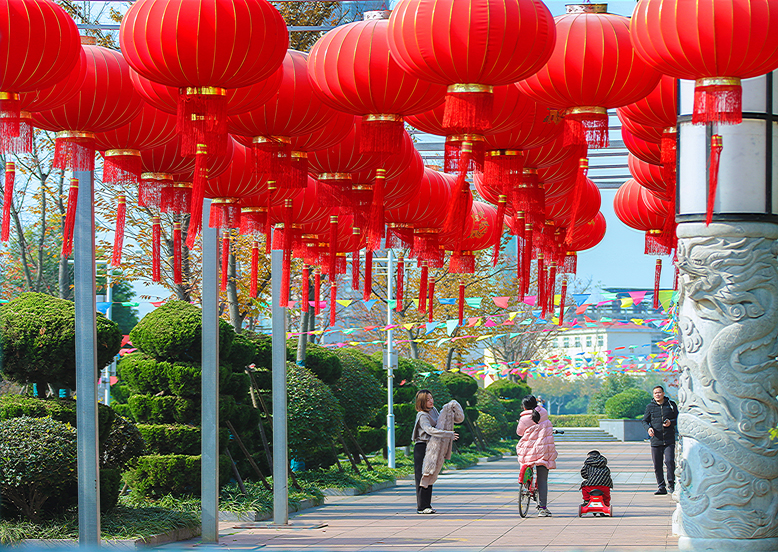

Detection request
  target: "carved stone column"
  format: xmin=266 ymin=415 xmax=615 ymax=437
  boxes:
xmin=673 ymin=221 xmax=778 ymax=552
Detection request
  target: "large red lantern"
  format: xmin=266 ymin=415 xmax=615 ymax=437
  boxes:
xmin=308 ymin=16 xmax=446 ymax=154
xmin=561 ymin=211 xmax=606 ymax=273
xmin=228 ymin=50 xmax=345 ymax=190
xmin=613 ymin=178 xmax=671 ymax=255
xmin=622 ymin=126 xmax=661 ymax=165
xmin=0 ymin=0 xmax=81 ymax=149
xmin=517 ymin=4 xmax=661 ymax=149
xmin=628 ymin=154 xmax=669 ymax=201
xmin=120 ymin=0 xmax=288 ymax=244
xmin=631 ymin=0 xmax=778 ymax=125
xmin=33 ymin=40 xmax=145 ymax=256
xmin=387 ymin=0 xmax=555 ymax=137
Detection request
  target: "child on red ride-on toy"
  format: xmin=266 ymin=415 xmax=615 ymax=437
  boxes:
xmin=579 ymin=450 xmax=613 ymax=517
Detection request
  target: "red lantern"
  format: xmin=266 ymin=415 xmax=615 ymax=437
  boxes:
xmin=228 ymin=50 xmax=345 ymax=189
xmin=622 ymin=126 xmax=661 ymax=165
xmin=129 ymin=66 xmax=284 ymax=119
xmin=120 ymin=0 xmax=288 ymax=245
xmin=517 ymin=3 xmax=661 ymax=149
xmin=628 ymin=154 xmax=670 ymax=202
xmin=205 ymin=143 xmax=263 ymax=231
xmin=546 ymin=179 xmax=601 ymax=227
xmin=631 ymin=0 xmax=778 ymax=125
xmin=559 ymin=211 xmax=606 ymax=274
xmin=617 ymin=113 xmax=664 ymax=144
xmin=613 ymin=178 xmax=671 ymax=255
xmin=308 ymin=16 xmax=446 ymax=155
xmin=388 ymin=0 xmax=555 ymax=137
xmin=0 ymin=0 xmax=81 ymax=150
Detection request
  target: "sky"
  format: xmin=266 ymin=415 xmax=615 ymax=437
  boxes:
xmin=133 ymin=0 xmax=672 ymax=318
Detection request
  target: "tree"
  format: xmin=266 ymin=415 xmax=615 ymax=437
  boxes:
xmin=588 ymin=373 xmax=640 ymax=414
xmin=271 ymin=1 xmax=362 ymax=52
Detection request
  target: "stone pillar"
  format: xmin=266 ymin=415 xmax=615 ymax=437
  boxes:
xmin=673 ymin=222 xmax=778 ymax=552
xmin=673 ymin=71 xmax=778 ymax=551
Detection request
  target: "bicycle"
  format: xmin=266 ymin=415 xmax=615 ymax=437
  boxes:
xmin=517 ymin=429 xmax=564 ymax=517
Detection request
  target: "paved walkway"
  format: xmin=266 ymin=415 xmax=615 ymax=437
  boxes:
xmin=165 ymin=443 xmax=678 ymax=552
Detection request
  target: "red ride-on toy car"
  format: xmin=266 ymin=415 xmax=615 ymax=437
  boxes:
xmin=578 ymin=488 xmax=612 ymax=517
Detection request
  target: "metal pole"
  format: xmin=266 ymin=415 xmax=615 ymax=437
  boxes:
xmin=73 ymin=169 xmax=100 ymax=545
xmin=271 ymin=248 xmax=289 ymax=525
xmin=201 ymin=199 xmax=220 ymax=543
xmin=104 ymin=268 xmax=113 ymax=406
xmin=386 ymin=250 xmax=396 ymax=468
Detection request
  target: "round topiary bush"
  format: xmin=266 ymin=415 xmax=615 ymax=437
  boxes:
xmin=439 ymin=371 xmax=478 ymax=403
xmin=476 ymin=412 xmax=502 ymax=445
xmin=101 ymin=414 xmax=145 ymax=471
xmin=129 ymin=300 xmax=234 ymax=362
xmin=475 ymin=387 xmax=509 ymax=436
xmin=485 ymin=378 xmax=531 ymax=400
xmin=118 ymin=353 xmax=170 ymax=395
xmin=0 ymin=292 xmax=122 ymax=392
xmin=224 ymin=333 xmax=258 ymax=371
xmin=286 ymin=340 xmax=342 ymax=384
xmin=604 ymin=388 xmax=652 ymax=419
xmin=0 ymin=416 xmax=77 ymax=521
xmin=331 ymin=349 xmax=385 ymax=429
xmin=287 ymin=362 xmax=344 ymax=469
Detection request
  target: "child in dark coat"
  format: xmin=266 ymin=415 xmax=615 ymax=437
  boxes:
xmin=580 ymin=450 xmax=613 ymax=506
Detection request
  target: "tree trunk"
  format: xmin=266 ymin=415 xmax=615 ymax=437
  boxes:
xmin=226 ymin=251 xmax=243 ymax=332
xmin=34 ymin=187 xmax=46 ymax=292
xmin=296 ymin=273 xmax=313 ymax=364
xmin=408 ymin=330 xmax=419 ymax=359
xmin=55 ymin=170 xmax=70 ymax=299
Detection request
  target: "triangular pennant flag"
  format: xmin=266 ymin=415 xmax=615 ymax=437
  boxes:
xmin=572 ymin=294 xmax=590 ymax=306
xmin=466 ymin=317 xmax=479 ymax=327
xmin=438 ymin=298 xmax=456 ymax=305
xmin=336 ymin=300 xmax=353 ymax=307
xmin=287 ymin=301 xmax=297 ymax=309
xmin=629 ymin=291 xmax=647 ymax=305
xmin=150 ymin=300 xmax=165 ymax=307
xmin=575 ymin=304 xmax=590 ymax=314
xmin=523 ymin=295 xmax=537 ymax=306
xmin=620 ymin=297 xmax=634 ymax=308
xmin=363 ymin=299 xmax=378 ymax=310
xmin=658 ymin=290 xmax=674 ymax=311
xmin=492 ymin=296 xmax=510 ymax=309
xmin=388 ymin=300 xmax=396 ymax=309
xmin=403 ymin=323 xmax=415 ymax=330
xmin=484 ymin=319 xmax=497 ymax=327
xmin=446 ymin=319 xmax=458 ymax=335
xmin=425 ymin=322 xmax=438 ymax=334
xmin=465 ymin=297 xmax=482 ymax=309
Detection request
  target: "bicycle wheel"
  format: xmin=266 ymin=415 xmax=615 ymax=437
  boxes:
xmin=518 ymin=481 xmax=532 ymax=517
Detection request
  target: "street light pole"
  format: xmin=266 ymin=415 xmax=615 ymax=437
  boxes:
xmin=384 ymin=250 xmax=396 ymax=468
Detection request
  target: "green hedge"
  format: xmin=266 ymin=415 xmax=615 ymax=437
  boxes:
xmin=118 ymin=353 xmax=170 ymax=395
xmin=0 ymin=416 xmax=78 ymax=522
xmin=0 ymin=292 xmax=122 ymax=391
xmin=605 ymin=388 xmax=652 ymax=419
xmin=129 ymin=300 xmax=234 ymax=362
xmin=123 ymin=454 xmax=231 ymax=498
xmin=286 ymin=340 xmax=342 ymax=384
xmin=0 ymin=395 xmax=115 ymax=446
xmin=549 ymin=414 xmax=605 ymax=427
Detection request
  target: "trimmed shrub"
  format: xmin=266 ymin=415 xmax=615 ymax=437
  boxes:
xmin=128 ymin=300 xmax=234 ymax=362
xmin=485 ymin=378 xmax=532 ymax=400
xmin=249 ymin=367 xmax=272 ymax=392
xmin=476 ymin=412 xmax=502 ymax=445
xmin=136 ymin=424 xmax=229 ymax=456
xmin=224 ymin=333 xmax=258 ymax=371
xmin=123 ymin=454 xmax=231 ymax=498
xmin=0 ymin=395 xmax=114 ymax=447
xmin=287 ymin=340 xmax=342 ymax=384
xmin=475 ymin=388 xmax=509 ymax=437
xmin=241 ymin=331 xmax=271 ymax=368
xmin=331 ymin=349 xmax=384 ymax=429
xmin=128 ymin=395 xmax=199 ymax=424
xmin=413 ymin=366 xmax=452 ymax=405
xmin=549 ymin=414 xmax=605 ymax=427
xmin=356 ymin=425 xmax=385 ymax=455
xmin=393 ymin=403 xmax=417 ymax=447
xmin=118 ymin=353 xmax=170 ymax=395
xmin=588 ymin=373 xmax=640 ymax=414
xmin=100 ymin=468 xmax=123 ymax=511
xmin=605 ymin=388 xmax=652 ymax=419
xmin=0 ymin=292 xmax=122 ymax=391
xmin=287 ymin=363 xmax=343 ymax=469
xmin=0 ymin=416 xmax=77 ymax=522
xmin=102 ymin=415 xmax=145 ymax=470
xmin=439 ymin=371 xmax=478 ymax=403
xmin=393 ymin=384 xmax=418 ymax=404
xmin=166 ymin=361 xmax=202 ymax=397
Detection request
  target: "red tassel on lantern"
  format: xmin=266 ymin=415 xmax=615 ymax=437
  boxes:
xmin=564 ymin=158 xmax=589 ymax=245
xmin=537 ymin=253 xmax=546 ymax=314
xmin=265 ymin=184 xmax=276 ymax=254
xmin=300 ymin=265 xmax=309 ymax=311
xmin=280 ymin=199 xmax=294 ymax=307
xmin=289 ymin=152 xmax=308 ymax=189
xmin=547 ymin=264 xmax=557 ymax=315
xmin=693 ymin=78 xmax=742 ymax=126
xmin=360 ymin=114 xmax=404 ymax=155
xmin=103 ymin=150 xmax=141 ymax=187
xmin=427 ymin=279 xmax=435 ymax=324
xmin=0 ymin=103 xmax=33 ymax=154
xmin=484 ymin=150 xmax=524 ymax=199
xmin=563 ymin=118 xmax=587 ymax=148
xmin=458 ymin=280 xmax=465 ymax=326
xmin=209 ymin=199 xmax=240 ymax=230
xmin=366 ymin=168 xmax=386 ymax=250
xmin=522 ymin=224 xmax=533 ymax=298
xmin=492 ymin=195 xmax=507 ymax=266
xmin=328 ymin=215 xmax=338 ymax=280
xmin=111 ymin=195 xmax=127 ymax=267
xmin=253 ymin=136 xmax=292 ymax=187
xmin=396 ymin=256 xmax=404 ymax=312
xmin=673 ymin=252 xmax=679 ymax=292
xmin=61 ymin=178 xmax=79 ymax=257
xmin=330 ymin=280 xmax=337 ymax=326
xmin=653 ymin=258 xmax=662 ymax=310
xmin=152 ymin=216 xmax=161 ymax=282
xmin=363 ymin=249 xmax=373 ymax=301
xmin=139 ymin=173 xmax=168 ymax=209
xmin=250 ymin=240 xmax=259 ymax=298
xmin=563 ymin=252 xmax=577 ymax=274
xmin=419 ymin=261 xmax=428 ymax=313
xmin=161 ymin=183 xmax=192 ymax=214
xmin=177 ymin=88 xmax=228 ymax=156
xmin=661 ymin=127 xmax=677 ymax=185
xmin=351 ymin=250 xmax=360 ymax=290
xmin=442 ymin=140 xmax=474 ymax=239
xmin=558 ymin=280 xmax=567 ymax=326
xmin=707 ymin=134 xmax=723 ymax=225
xmin=314 ymin=269 xmax=322 ymax=315
xmin=1 ymin=162 xmax=15 ymax=242
xmin=186 ymin=145 xmax=209 ymax=248
xmin=53 ymin=132 xmax=96 ymax=172
xmin=442 ymin=84 xmax=494 ymax=135
xmin=173 ymin=220 xmax=182 ymax=284
xmin=220 ymin=231 xmax=230 ymax=292
xmin=645 ymin=230 xmax=671 ymax=256
xmin=565 ymin=107 xmax=609 ymax=149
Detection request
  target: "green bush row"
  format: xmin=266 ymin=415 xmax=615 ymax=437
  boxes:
xmin=123 ymin=454 xmax=232 ymax=498
xmin=549 ymin=414 xmax=605 ymax=427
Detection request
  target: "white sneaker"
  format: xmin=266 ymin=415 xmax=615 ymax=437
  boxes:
xmin=537 ymin=508 xmax=552 ymax=517
xmin=417 ymin=507 xmax=436 ymax=514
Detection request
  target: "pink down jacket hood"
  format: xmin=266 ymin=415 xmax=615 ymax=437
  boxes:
xmin=516 ymin=406 xmax=558 ymax=469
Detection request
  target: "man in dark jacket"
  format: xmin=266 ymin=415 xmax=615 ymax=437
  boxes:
xmin=642 ymin=385 xmax=679 ymax=495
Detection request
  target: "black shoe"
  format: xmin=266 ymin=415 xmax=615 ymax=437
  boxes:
xmin=668 ymin=484 xmax=675 ymax=493
xmin=654 ymin=488 xmax=668 ymax=495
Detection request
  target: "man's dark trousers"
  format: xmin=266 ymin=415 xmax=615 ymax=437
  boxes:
xmin=651 ymin=443 xmax=675 ymax=490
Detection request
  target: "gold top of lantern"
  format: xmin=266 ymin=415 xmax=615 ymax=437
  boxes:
xmin=566 ymin=106 xmax=607 ymax=116
xmin=141 ymin=172 xmax=173 ymax=182
xmin=105 ymin=149 xmax=141 ymax=158
xmin=0 ymin=92 xmax=19 ymax=101
xmin=183 ymin=87 xmax=226 ymax=96
xmin=212 ymin=198 xmax=238 ymax=205
xmin=448 ymin=84 xmax=494 ymax=94
xmin=696 ymin=77 xmax=741 ymax=88
xmin=364 ymin=113 xmax=402 ymax=122
xmin=566 ymin=4 xmax=607 ymax=14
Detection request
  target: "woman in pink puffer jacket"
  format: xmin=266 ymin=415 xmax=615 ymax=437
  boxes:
xmin=516 ymin=395 xmax=558 ymax=517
